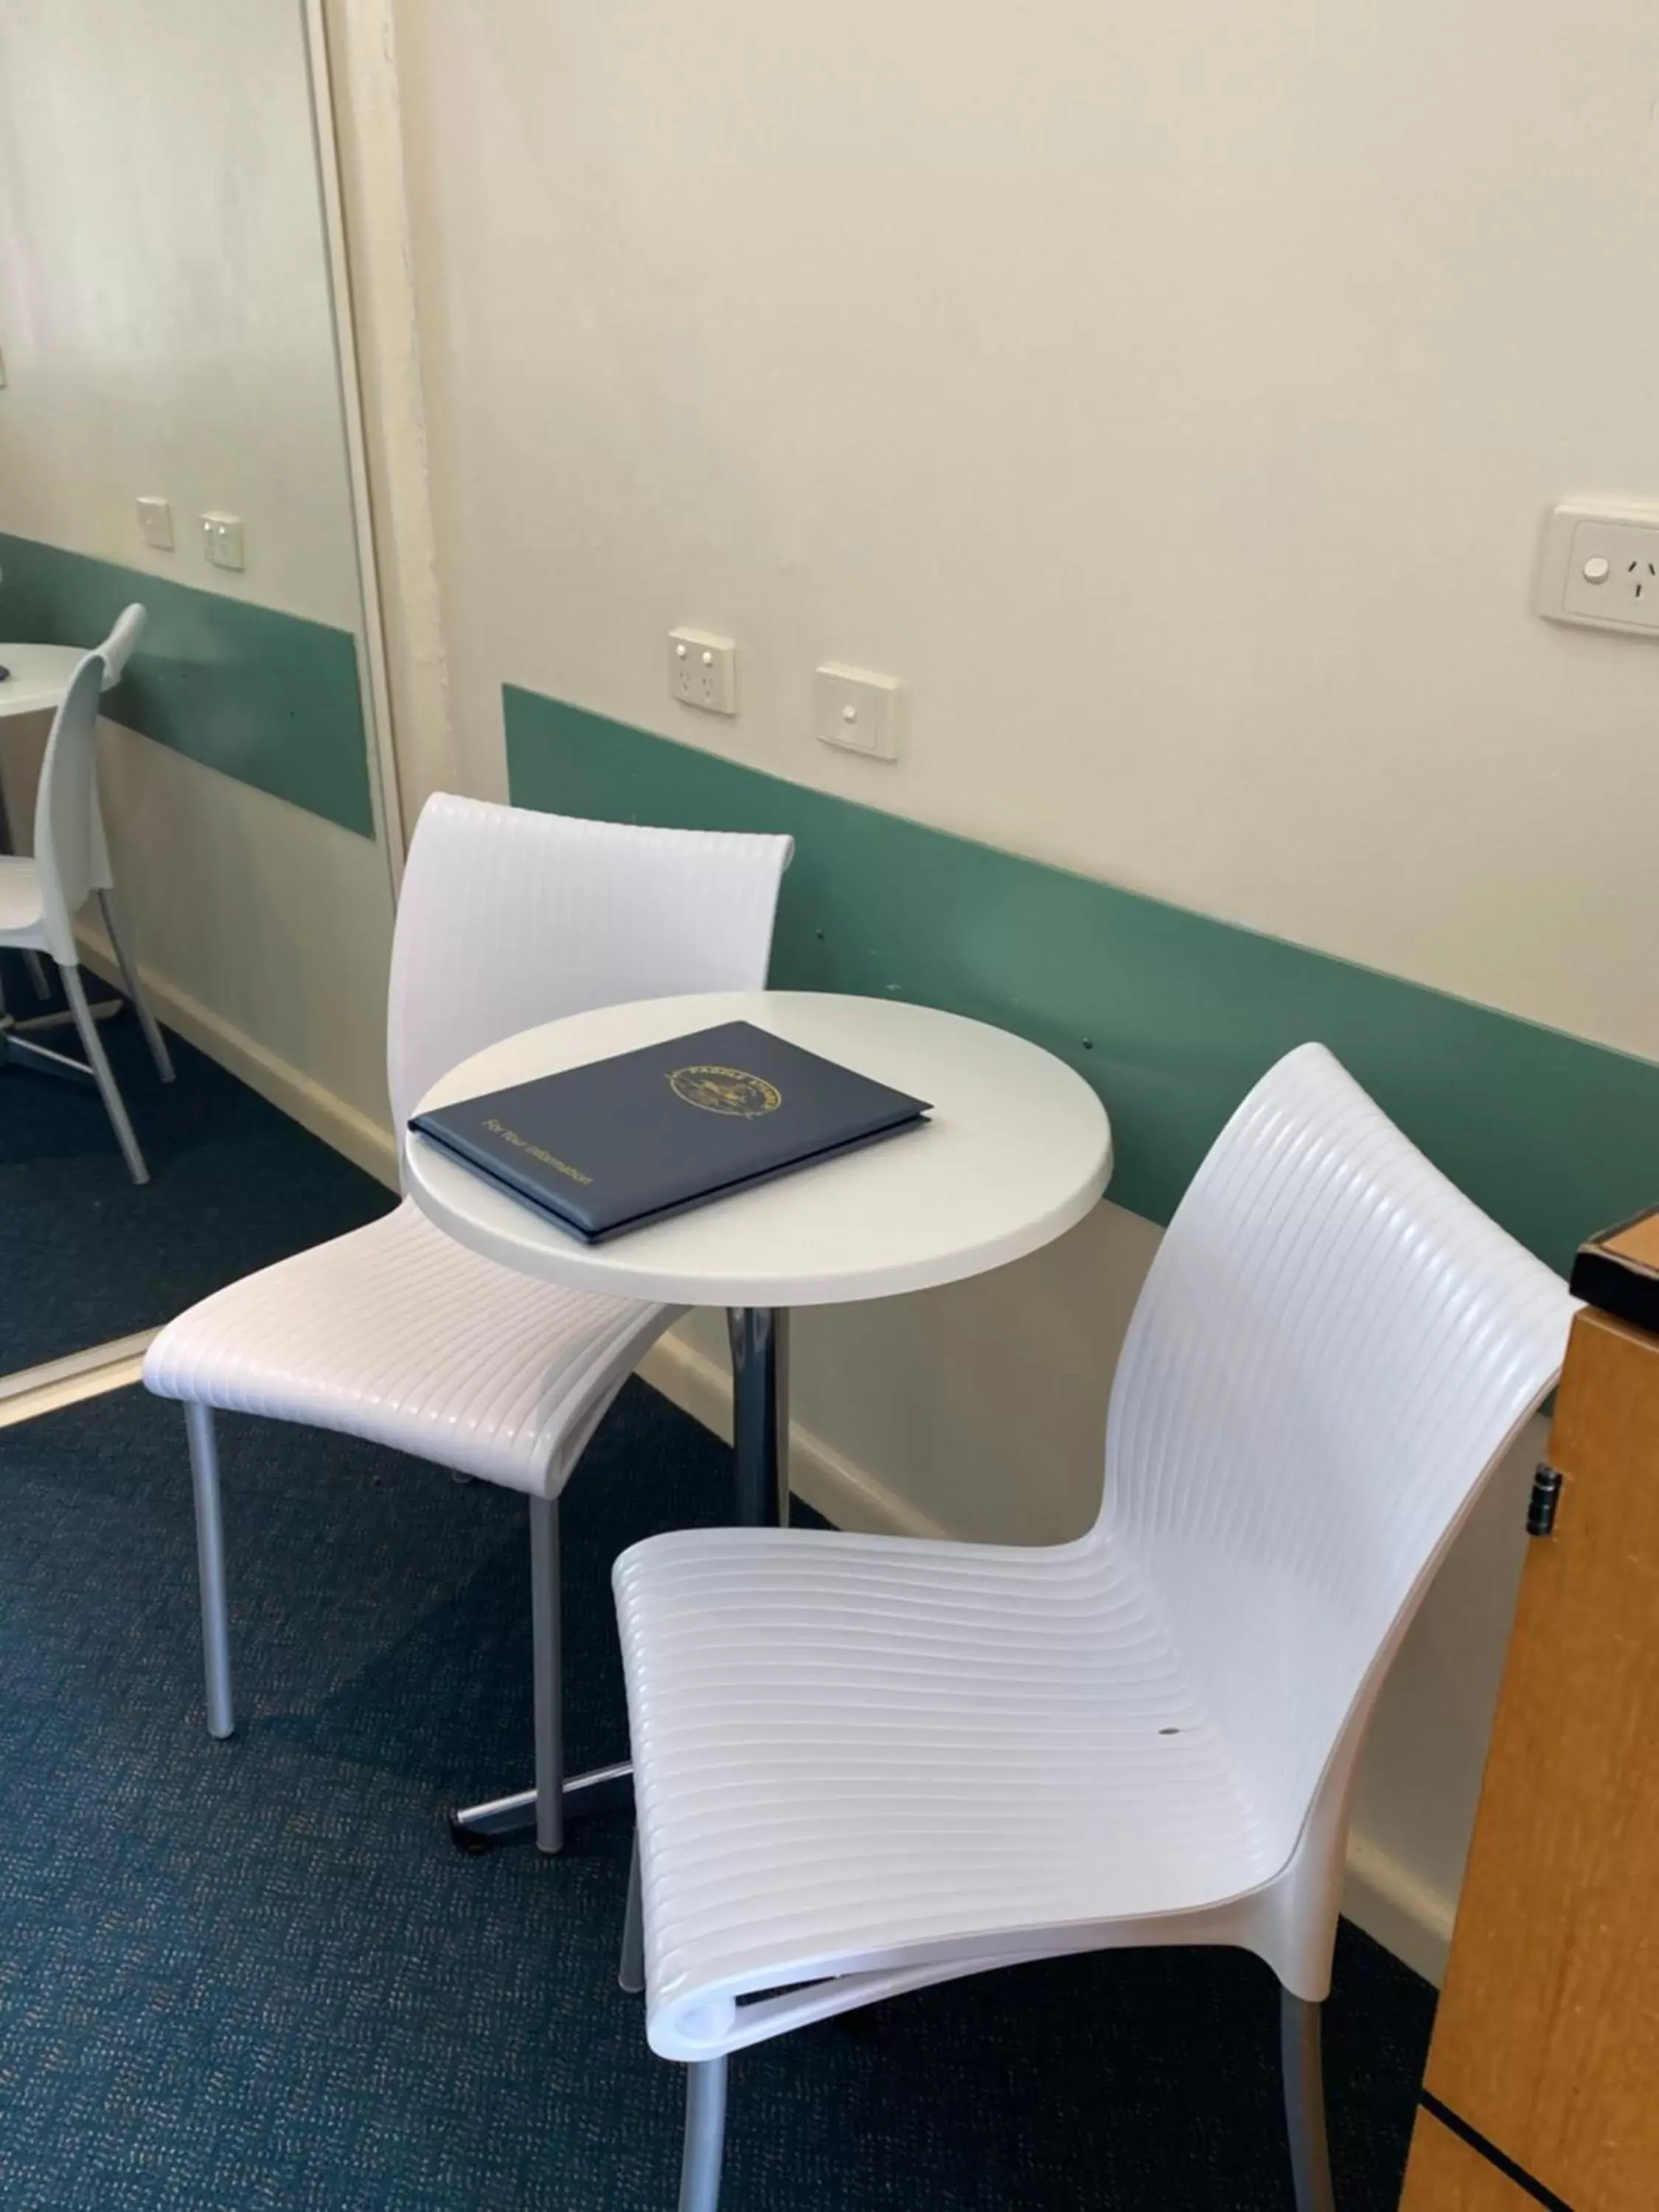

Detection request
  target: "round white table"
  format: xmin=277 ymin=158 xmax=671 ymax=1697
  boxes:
xmin=0 ymin=639 xmax=116 ymax=852
xmin=408 ymin=988 xmax=1111 ymax=1518
xmin=0 ymin=641 xmax=114 ymax=721
xmin=408 ymin=989 xmax=1110 ymax=1847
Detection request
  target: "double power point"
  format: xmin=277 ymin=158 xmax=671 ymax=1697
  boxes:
xmin=667 ymin=627 xmax=902 ymax=760
xmin=668 ymin=628 xmax=738 ymax=715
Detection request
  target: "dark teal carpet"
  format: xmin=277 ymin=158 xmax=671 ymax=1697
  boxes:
xmin=0 ymin=1005 xmax=1438 ymax=2209
xmin=1 ymin=1382 xmax=1436 ymax=2211
xmin=0 ymin=978 xmax=392 ymax=1371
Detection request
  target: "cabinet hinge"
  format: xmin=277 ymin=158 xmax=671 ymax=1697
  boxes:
xmin=1527 ymin=1461 xmax=1563 ymax=1537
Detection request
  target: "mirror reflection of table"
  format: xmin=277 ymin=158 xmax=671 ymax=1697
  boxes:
xmin=0 ymin=641 xmax=109 ymax=722
xmin=0 ymin=640 xmax=114 ymax=844
xmin=406 ymin=987 xmax=1113 ymax=1845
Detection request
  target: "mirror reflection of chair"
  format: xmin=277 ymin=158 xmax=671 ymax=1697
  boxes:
xmin=86 ymin=605 xmax=175 ymax=1082
xmin=0 ymin=643 xmax=174 ymax=1183
xmin=2 ymin=602 xmax=175 ymax=1089
xmin=143 ymin=793 xmax=793 ymax=1857
xmin=613 ymin=1042 xmax=1576 ymax=2212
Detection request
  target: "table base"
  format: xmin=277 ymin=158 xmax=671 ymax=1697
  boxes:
xmin=449 ymin=1759 xmax=633 ymax=1851
xmin=446 ymin=1304 xmax=791 ymax=1854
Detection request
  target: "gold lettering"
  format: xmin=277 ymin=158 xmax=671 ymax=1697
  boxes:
xmin=484 ymin=1121 xmax=592 ymax=1186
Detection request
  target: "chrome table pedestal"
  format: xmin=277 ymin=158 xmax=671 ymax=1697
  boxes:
xmin=446 ymin=1307 xmax=789 ymax=1851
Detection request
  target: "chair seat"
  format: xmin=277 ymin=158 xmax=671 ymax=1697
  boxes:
xmin=145 ymin=1197 xmax=682 ymax=1495
xmin=616 ymin=1524 xmax=1279 ymax=2054
xmin=0 ymin=855 xmax=46 ymax=945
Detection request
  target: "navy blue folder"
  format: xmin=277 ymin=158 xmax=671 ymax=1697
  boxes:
xmin=409 ymin=1020 xmax=931 ymax=1243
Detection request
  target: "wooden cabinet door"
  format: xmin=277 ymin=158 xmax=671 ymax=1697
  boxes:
xmin=1401 ymin=2112 xmax=1546 ymax=2210
xmin=1401 ymin=1310 xmax=1659 ymax=2210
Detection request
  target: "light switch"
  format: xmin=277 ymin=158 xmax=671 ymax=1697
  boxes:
xmin=201 ymin=512 xmax=245 ymax=571
xmin=815 ymin=664 xmax=901 ymax=762
xmin=136 ymin=496 xmax=174 ymax=551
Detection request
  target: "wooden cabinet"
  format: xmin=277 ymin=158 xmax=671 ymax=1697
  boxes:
xmin=1399 ymin=1307 xmax=1659 ymax=2211
xmin=1405 ymin=2112 xmax=1543 ymax=2211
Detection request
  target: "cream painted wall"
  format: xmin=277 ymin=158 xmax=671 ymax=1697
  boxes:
xmin=352 ymin=0 xmax=1659 ymax=1978
xmin=396 ymin=0 xmax=1659 ymax=1061
xmin=0 ymin=0 xmax=396 ymax=1135
xmin=0 ymin=0 xmax=358 ymax=627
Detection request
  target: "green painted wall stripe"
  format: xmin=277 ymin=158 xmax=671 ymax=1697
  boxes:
xmin=0 ymin=532 xmax=374 ymax=837
xmin=506 ymin=684 xmax=1659 ymax=1275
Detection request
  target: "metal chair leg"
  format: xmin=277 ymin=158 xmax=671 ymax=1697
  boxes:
xmin=60 ymin=961 xmax=148 ymax=1183
xmin=678 ymin=2057 xmax=728 ymax=2212
xmin=98 ymin=890 xmax=174 ymax=1081
xmin=529 ymin=1494 xmax=565 ymax=1854
xmin=619 ymin=1831 xmax=644 ymax=1994
xmin=1281 ymin=1989 xmax=1337 ymax=2212
xmin=185 ymin=1403 xmax=234 ymax=1739
xmin=24 ymin=950 xmax=52 ymax=1001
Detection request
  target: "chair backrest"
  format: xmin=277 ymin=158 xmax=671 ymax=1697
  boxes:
xmin=1101 ymin=1042 xmax=1573 ymax=1867
xmin=32 ymin=650 xmax=108 ymax=963
xmin=385 ymin=793 xmax=794 ymax=1137
xmin=86 ymin=604 xmax=144 ymax=891
xmin=100 ymin=602 xmax=147 ymax=681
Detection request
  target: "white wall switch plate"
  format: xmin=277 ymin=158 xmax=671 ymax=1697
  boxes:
xmin=1536 ymin=503 xmax=1659 ymax=637
xmin=668 ymin=628 xmax=738 ymax=714
xmin=136 ymin=495 xmax=174 ymax=551
xmin=201 ymin=512 xmax=245 ymax=571
xmin=815 ymin=663 xmax=901 ymax=761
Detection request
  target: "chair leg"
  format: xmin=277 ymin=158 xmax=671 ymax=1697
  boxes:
xmin=24 ymin=950 xmax=52 ymax=1001
xmin=98 ymin=890 xmax=174 ymax=1081
xmin=60 ymin=961 xmax=148 ymax=1183
xmin=529 ymin=1493 xmax=565 ymax=1855
xmin=619 ymin=1830 xmax=644 ymax=1994
xmin=1280 ymin=1990 xmax=1337 ymax=2212
xmin=678 ymin=2057 xmax=728 ymax=2212
xmin=185 ymin=1403 xmax=234 ymax=1739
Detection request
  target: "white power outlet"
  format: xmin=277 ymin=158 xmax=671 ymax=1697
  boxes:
xmin=201 ymin=512 xmax=245 ymax=571
xmin=1537 ymin=504 xmax=1659 ymax=637
xmin=668 ymin=628 xmax=737 ymax=715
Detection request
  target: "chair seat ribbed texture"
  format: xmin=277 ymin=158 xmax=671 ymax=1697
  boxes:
xmin=145 ymin=1197 xmax=680 ymax=1496
xmin=618 ymin=1522 xmax=1275 ymax=2039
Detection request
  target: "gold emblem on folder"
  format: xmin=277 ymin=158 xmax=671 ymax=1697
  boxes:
xmin=669 ymin=1065 xmax=783 ymax=1118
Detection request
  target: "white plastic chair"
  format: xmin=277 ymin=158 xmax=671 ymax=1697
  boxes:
xmin=0 ymin=641 xmax=173 ymax=1183
xmin=613 ymin=1042 xmax=1575 ymax=2212
xmin=145 ymin=793 xmax=792 ymax=1855
xmin=10 ymin=603 xmax=164 ymax=1034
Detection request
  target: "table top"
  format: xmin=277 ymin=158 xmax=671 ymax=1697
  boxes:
xmin=406 ymin=990 xmax=1112 ymax=1308
xmin=0 ymin=643 xmax=114 ymax=720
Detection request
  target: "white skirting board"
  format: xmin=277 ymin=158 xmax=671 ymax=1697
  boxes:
xmin=82 ymin=936 xmax=1453 ymax=1987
